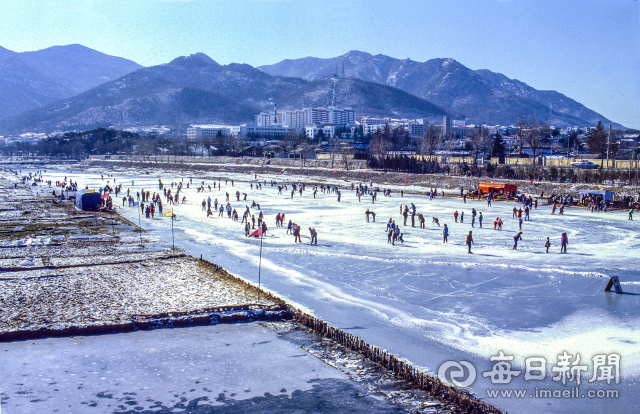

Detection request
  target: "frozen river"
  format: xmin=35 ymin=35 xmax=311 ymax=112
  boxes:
xmin=20 ymin=163 xmax=640 ymax=413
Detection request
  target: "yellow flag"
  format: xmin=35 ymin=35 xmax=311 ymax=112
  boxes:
xmin=163 ymin=209 xmax=173 ymax=216
xmin=282 ymin=168 xmax=286 ymax=172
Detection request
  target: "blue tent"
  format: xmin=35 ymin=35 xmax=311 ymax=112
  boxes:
xmin=579 ymin=190 xmax=615 ymax=202
xmin=75 ymin=189 xmax=101 ymax=211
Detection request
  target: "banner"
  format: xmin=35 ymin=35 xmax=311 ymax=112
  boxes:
xmin=249 ymin=228 xmax=263 ymax=238
xmin=163 ymin=209 xmax=173 ymax=217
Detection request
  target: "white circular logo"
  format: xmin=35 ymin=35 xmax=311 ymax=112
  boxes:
xmin=437 ymin=360 xmax=477 ymax=388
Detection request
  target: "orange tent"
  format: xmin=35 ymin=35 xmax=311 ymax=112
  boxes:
xmin=478 ymin=182 xmax=517 ymax=195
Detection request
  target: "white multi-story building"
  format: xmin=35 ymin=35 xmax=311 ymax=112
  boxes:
xmin=360 ymin=117 xmax=426 ymax=140
xmin=443 ymin=115 xmax=452 ymax=137
xmin=257 ymin=106 xmax=354 ymax=128
xmin=239 ymin=125 xmax=297 ymax=138
xmin=187 ymin=125 xmax=238 ymax=140
xmin=305 ymin=125 xmax=335 ymax=140
xmin=328 ymin=107 xmax=355 ymax=125
xmin=255 ymin=111 xmax=278 ymax=127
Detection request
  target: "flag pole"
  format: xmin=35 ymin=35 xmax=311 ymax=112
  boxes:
xmin=171 ymin=214 xmax=175 ymax=252
xmin=258 ymin=231 xmax=263 ymax=303
xmin=138 ymin=205 xmax=143 ymax=248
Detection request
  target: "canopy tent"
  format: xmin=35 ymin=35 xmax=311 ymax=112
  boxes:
xmin=75 ymin=189 xmax=101 ymax=211
xmin=478 ymin=182 xmax=518 ymax=195
xmin=579 ymin=190 xmax=615 ymax=202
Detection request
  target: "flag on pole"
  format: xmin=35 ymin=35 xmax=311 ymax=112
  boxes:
xmin=248 ymin=227 xmax=263 ymax=238
xmin=282 ymin=168 xmax=286 ymax=172
xmin=163 ymin=209 xmax=173 ymax=217
xmin=332 ymin=170 xmax=337 ymax=174
xmin=404 ymin=177 xmax=408 ymax=183
xmin=132 ymin=201 xmax=139 ymax=207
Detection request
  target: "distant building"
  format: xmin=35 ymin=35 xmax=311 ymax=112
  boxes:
xmin=255 ymin=106 xmax=354 ymax=128
xmin=187 ymin=125 xmax=239 ymax=139
xmin=305 ymin=125 xmax=335 ymax=140
xmin=443 ymin=116 xmax=452 ymax=138
xmin=360 ymin=116 xmax=426 ymax=140
xmin=239 ymin=125 xmax=296 ymax=138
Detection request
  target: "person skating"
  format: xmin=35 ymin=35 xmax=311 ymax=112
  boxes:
xmin=392 ymin=226 xmax=400 ymax=245
xmin=293 ymin=225 xmax=302 ymax=243
xmin=560 ymin=232 xmax=568 ymax=253
xmin=443 ymin=224 xmax=449 ymax=243
xmin=518 ymin=217 xmax=523 ymax=230
xmin=365 ymin=209 xmax=371 ymax=222
xmin=466 ymin=231 xmax=474 ymax=253
xmin=460 ymin=211 xmax=464 ymax=223
xmin=513 ymin=231 xmax=523 ymax=250
xmin=309 ymin=228 xmax=317 ymax=245
xmin=545 ymin=237 xmax=551 ymax=253
xmin=471 ymin=208 xmax=476 ymax=227
xmin=629 ymin=209 xmax=634 ymax=220
xmin=478 ymin=212 xmax=483 ymax=228
xmin=454 ymin=210 xmax=458 ymax=223
xmin=418 ymin=213 xmax=425 ymax=228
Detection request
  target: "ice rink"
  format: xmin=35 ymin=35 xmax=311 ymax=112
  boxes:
xmin=24 ymin=164 xmax=640 ymax=413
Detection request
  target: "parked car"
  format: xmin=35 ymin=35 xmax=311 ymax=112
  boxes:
xmin=571 ymin=160 xmax=599 ymax=169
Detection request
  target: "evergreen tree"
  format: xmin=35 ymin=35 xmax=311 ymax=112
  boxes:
xmin=491 ymin=132 xmax=505 ymax=158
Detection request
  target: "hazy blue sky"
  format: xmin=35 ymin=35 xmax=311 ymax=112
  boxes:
xmin=1 ymin=0 xmax=638 ymax=128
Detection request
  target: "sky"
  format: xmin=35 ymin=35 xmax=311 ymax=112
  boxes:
xmin=0 ymin=0 xmax=638 ymax=129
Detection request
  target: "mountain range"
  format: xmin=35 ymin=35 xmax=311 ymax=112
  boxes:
xmin=259 ymin=50 xmax=620 ymax=128
xmin=0 ymin=45 xmax=622 ymax=135
xmin=0 ymin=52 xmax=448 ymax=134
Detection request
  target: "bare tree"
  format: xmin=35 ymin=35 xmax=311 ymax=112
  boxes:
xmin=339 ymin=143 xmax=355 ymax=170
xmin=368 ymin=129 xmax=388 ymax=171
xmin=418 ymin=126 xmax=438 ymax=173
xmin=470 ymin=126 xmax=489 ymax=166
xmin=516 ymin=120 xmax=527 ymax=157
xmin=525 ymin=127 xmax=543 ymax=166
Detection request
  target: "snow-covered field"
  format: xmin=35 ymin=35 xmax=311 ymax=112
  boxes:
xmin=0 ymin=175 xmax=275 ymax=334
xmin=19 ymin=163 xmax=640 ymax=414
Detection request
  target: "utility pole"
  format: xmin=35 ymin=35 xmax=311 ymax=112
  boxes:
xmin=606 ymin=124 xmax=611 ymax=169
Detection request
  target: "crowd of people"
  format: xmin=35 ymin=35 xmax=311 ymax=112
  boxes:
xmin=28 ymin=168 xmax=637 ymax=256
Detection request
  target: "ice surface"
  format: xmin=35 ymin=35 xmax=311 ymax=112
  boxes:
xmin=16 ymin=164 xmax=640 ymax=413
xmin=0 ymin=322 xmax=412 ymax=414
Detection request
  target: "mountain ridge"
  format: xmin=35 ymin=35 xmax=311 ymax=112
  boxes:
xmin=0 ymin=44 xmax=143 ymax=121
xmin=0 ymin=52 xmax=450 ymax=134
xmin=259 ymin=51 xmax=622 ymax=128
